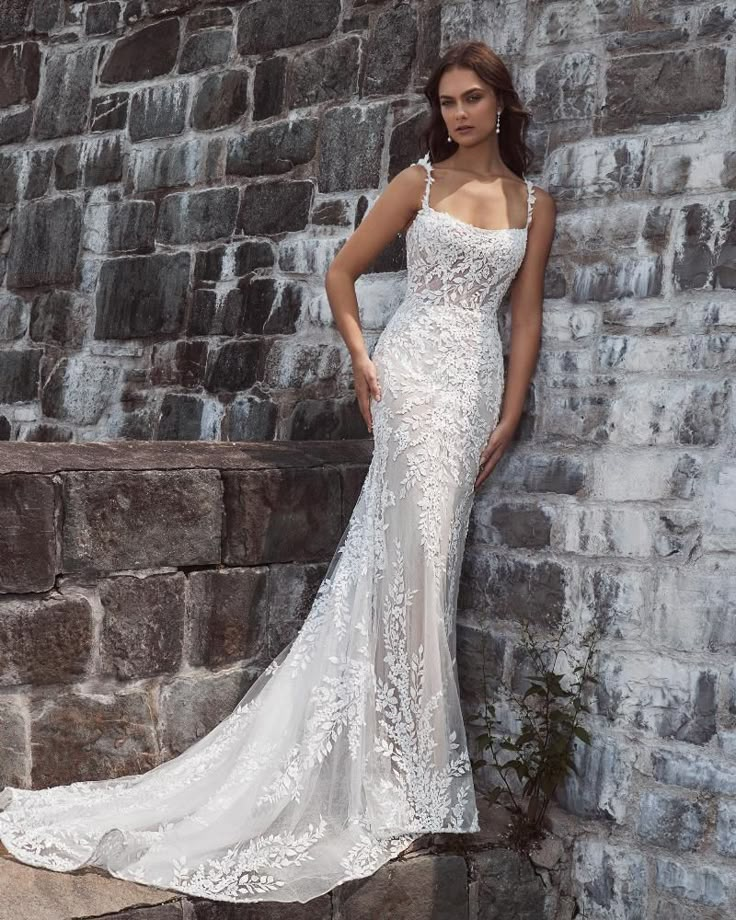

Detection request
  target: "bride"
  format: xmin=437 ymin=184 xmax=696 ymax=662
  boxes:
xmin=0 ymin=39 xmax=555 ymax=904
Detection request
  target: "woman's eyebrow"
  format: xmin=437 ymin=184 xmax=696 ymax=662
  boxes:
xmin=438 ymin=87 xmax=485 ymax=100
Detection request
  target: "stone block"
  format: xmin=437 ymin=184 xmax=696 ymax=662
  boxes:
xmin=98 ymin=573 xmax=186 ymax=680
xmin=555 ymin=734 xmax=634 ymax=823
xmin=0 ymin=348 xmax=41 ymax=401
xmin=0 ymin=696 xmax=26 ymax=787
xmin=604 ymin=48 xmax=726 ymax=129
xmin=99 ymin=18 xmax=179 ymax=83
xmin=0 ymin=594 xmax=93 ymax=687
xmin=572 ymin=839 xmax=648 ymax=919
xmin=83 ymin=199 xmax=155 ymax=254
xmin=33 ymin=45 xmax=96 ymax=140
xmin=0 ymin=473 xmax=56 ymax=592
xmin=267 ymin=562 xmax=328 ymax=655
xmin=7 ymin=197 xmax=81 ymax=288
xmin=472 ymin=847 xmax=549 ymax=919
xmin=205 ymin=339 xmax=262 ymax=393
xmin=0 ymin=42 xmax=40 ymax=107
xmin=223 ymin=467 xmax=342 ymax=565
xmin=191 ymin=71 xmax=249 ymax=131
xmin=31 ymin=688 xmax=159 ymax=785
xmin=227 ymin=394 xmax=279 ymax=441
xmin=318 ymin=103 xmax=387 ymax=193
xmin=95 ymin=252 xmax=190 ymax=339
xmin=129 ymin=82 xmax=189 ymax=142
xmin=186 ymin=568 xmax=269 ymax=669
xmin=334 ymin=852 xmax=468 ymax=919
xmin=159 ymin=668 xmax=258 ymax=759
xmin=235 ymin=0 xmax=339 ymax=55
xmin=238 ymin=180 xmax=313 ymax=235
xmin=157 ymin=187 xmax=238 ymax=245
xmin=41 ymin=356 xmax=120 ymax=425
xmin=361 ymin=4 xmax=417 ymax=97
xmin=179 ymin=30 xmax=231 ymax=74
xmin=655 ymin=856 xmax=728 ymax=907
xmin=287 ymin=37 xmax=359 ymax=107
xmin=253 ymin=55 xmax=287 ymax=121
xmin=227 ymin=118 xmax=318 ymax=177
xmin=129 ymin=138 xmax=221 ymax=193
xmin=0 ymin=293 xmax=27 ymax=341
xmin=91 ymin=91 xmax=129 ymax=132
xmin=61 ymin=469 xmax=222 ymax=574
xmin=86 ymin=1 xmax=120 ymax=36
xmin=637 ymin=789 xmax=707 ymax=852
xmin=285 ymin=396 xmax=367 ymax=440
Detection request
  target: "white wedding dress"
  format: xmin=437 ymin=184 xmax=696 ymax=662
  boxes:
xmin=0 ymin=153 xmax=536 ymax=904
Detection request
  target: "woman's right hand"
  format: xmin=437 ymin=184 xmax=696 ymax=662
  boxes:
xmin=352 ymin=353 xmax=382 ymax=433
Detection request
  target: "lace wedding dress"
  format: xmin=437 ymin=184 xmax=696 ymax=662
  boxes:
xmin=0 ymin=153 xmax=535 ymax=904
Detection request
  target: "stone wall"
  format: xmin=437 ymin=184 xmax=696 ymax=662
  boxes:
xmin=1 ymin=0 xmax=736 ymax=917
xmin=0 ymin=0 xmax=441 ymax=442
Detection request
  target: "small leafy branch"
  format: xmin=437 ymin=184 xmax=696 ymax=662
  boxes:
xmin=468 ymin=609 xmax=603 ymax=850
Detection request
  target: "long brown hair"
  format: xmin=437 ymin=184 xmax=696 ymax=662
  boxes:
xmin=420 ymin=41 xmax=532 ymax=178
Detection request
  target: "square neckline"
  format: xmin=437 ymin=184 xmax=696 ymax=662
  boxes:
xmin=416 ymin=153 xmax=534 ymax=235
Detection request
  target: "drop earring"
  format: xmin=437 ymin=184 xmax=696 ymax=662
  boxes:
xmin=496 ymin=111 xmax=501 ymax=134
xmin=447 ymin=134 xmax=451 ymax=142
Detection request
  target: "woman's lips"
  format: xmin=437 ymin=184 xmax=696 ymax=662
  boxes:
xmin=456 ymin=126 xmax=474 ymax=132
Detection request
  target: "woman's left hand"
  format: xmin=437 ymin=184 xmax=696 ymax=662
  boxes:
xmin=474 ymin=417 xmax=517 ymax=490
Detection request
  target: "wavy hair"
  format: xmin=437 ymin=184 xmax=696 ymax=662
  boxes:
xmin=419 ymin=40 xmax=533 ymax=179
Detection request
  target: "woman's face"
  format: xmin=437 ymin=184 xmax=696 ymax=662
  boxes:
xmin=437 ymin=66 xmax=500 ymax=146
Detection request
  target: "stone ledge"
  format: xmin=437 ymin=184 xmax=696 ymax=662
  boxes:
xmin=0 ymin=440 xmax=374 ymax=475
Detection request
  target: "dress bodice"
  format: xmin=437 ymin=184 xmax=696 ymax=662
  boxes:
xmin=405 ymin=152 xmax=535 ymax=313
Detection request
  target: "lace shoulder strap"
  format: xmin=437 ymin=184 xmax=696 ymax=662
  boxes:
xmin=524 ymin=177 xmax=536 ymax=229
xmin=416 ymin=152 xmax=434 ymax=209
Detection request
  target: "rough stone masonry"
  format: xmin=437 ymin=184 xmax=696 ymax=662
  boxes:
xmin=0 ymin=0 xmax=735 ymax=917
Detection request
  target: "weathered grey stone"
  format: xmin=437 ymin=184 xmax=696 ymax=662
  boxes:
xmin=285 ymin=396 xmax=367 ymax=440
xmin=0 ymin=594 xmax=93 ymax=687
xmin=186 ymin=568 xmax=269 ymax=669
xmin=239 ymin=180 xmax=313 ymax=235
xmin=31 ymin=688 xmax=159 ymax=785
xmin=267 ymin=562 xmax=327 ymax=655
xmin=468 ymin=498 xmax=552 ymax=548
xmin=55 ymin=136 xmax=123 ymax=188
xmin=472 ymin=847 xmax=548 ymax=919
xmin=129 ymin=81 xmax=189 ymax=142
xmin=236 ymin=0 xmax=339 ymax=55
xmin=227 ymin=118 xmax=318 ymax=177
xmin=458 ymin=548 xmax=566 ymax=628
xmin=596 ymin=656 xmax=717 ymax=745
xmin=673 ymin=200 xmax=736 ymax=291
xmin=654 ymin=856 xmax=727 ymax=907
xmin=159 ymin=668 xmax=257 ymax=758
xmin=156 ymin=393 xmax=204 ymax=440
xmin=532 ymin=51 xmax=598 ymax=121
xmin=547 ymin=137 xmax=648 ymax=200
xmin=0 ymin=293 xmax=27 ymax=341
xmin=0 ymin=697 xmax=26 ymax=787
xmin=262 ymin=340 xmax=343 ymax=389
xmin=288 ymin=37 xmax=359 ymax=107
xmin=99 ymin=573 xmax=186 ymax=680
xmin=83 ymin=199 xmax=155 ymax=254
xmin=605 ymin=48 xmax=726 ymax=129
xmin=41 ymin=357 xmax=118 ymax=425
xmin=33 ymin=45 xmax=96 ymax=139
xmin=716 ymin=800 xmax=736 ymax=858
xmin=0 ymin=473 xmax=56 ymax=593
xmin=186 ymin=7 xmax=232 ymax=31
xmin=61 ymin=469 xmax=222 ymax=574
xmin=227 ymin=393 xmax=279 ymax=441
xmin=652 ymin=747 xmax=736 ymax=796
xmin=0 ymin=42 xmax=40 ymax=108
xmin=7 ymin=197 xmax=81 ymax=288
xmin=0 ymin=107 xmax=32 ymax=145
xmin=572 ymin=839 xmax=648 ymax=919
xmin=205 ymin=339 xmax=262 ymax=393
xmin=86 ymin=1 xmax=120 ymax=35
xmin=253 ymin=55 xmax=286 ymax=121
xmin=129 ymin=138 xmax=222 ymax=192
xmin=192 ymin=892 xmax=331 ymax=919
xmin=319 ymin=103 xmax=388 ymax=192
xmin=191 ymin=70 xmax=249 ymax=131
xmin=95 ymin=251 xmax=190 ymax=339
xmin=334 ymin=853 xmax=467 ymax=919
xmin=572 ymin=255 xmax=662 ymax=302
xmin=99 ymin=17 xmax=179 ymax=83
xmin=30 ymin=290 xmax=91 ymax=347
xmin=90 ymin=90 xmax=129 ymax=132
xmin=637 ymin=790 xmax=707 ymax=852
xmin=179 ymin=30 xmax=231 ymax=74
xmin=556 ymin=734 xmax=634 ymax=823
xmin=157 ymin=187 xmax=238 ymax=245
xmin=0 ymin=347 xmax=41 ymax=401
xmin=223 ymin=467 xmax=342 ymax=565
xmin=20 ymin=148 xmax=54 ymax=199
xmin=362 ymin=3 xmax=417 ymax=97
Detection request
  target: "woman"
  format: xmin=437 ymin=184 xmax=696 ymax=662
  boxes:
xmin=0 ymin=40 xmax=555 ymax=904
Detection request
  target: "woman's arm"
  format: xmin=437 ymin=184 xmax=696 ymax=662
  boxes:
xmin=475 ymin=187 xmax=556 ymax=488
xmin=325 ymin=164 xmax=426 ymax=431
